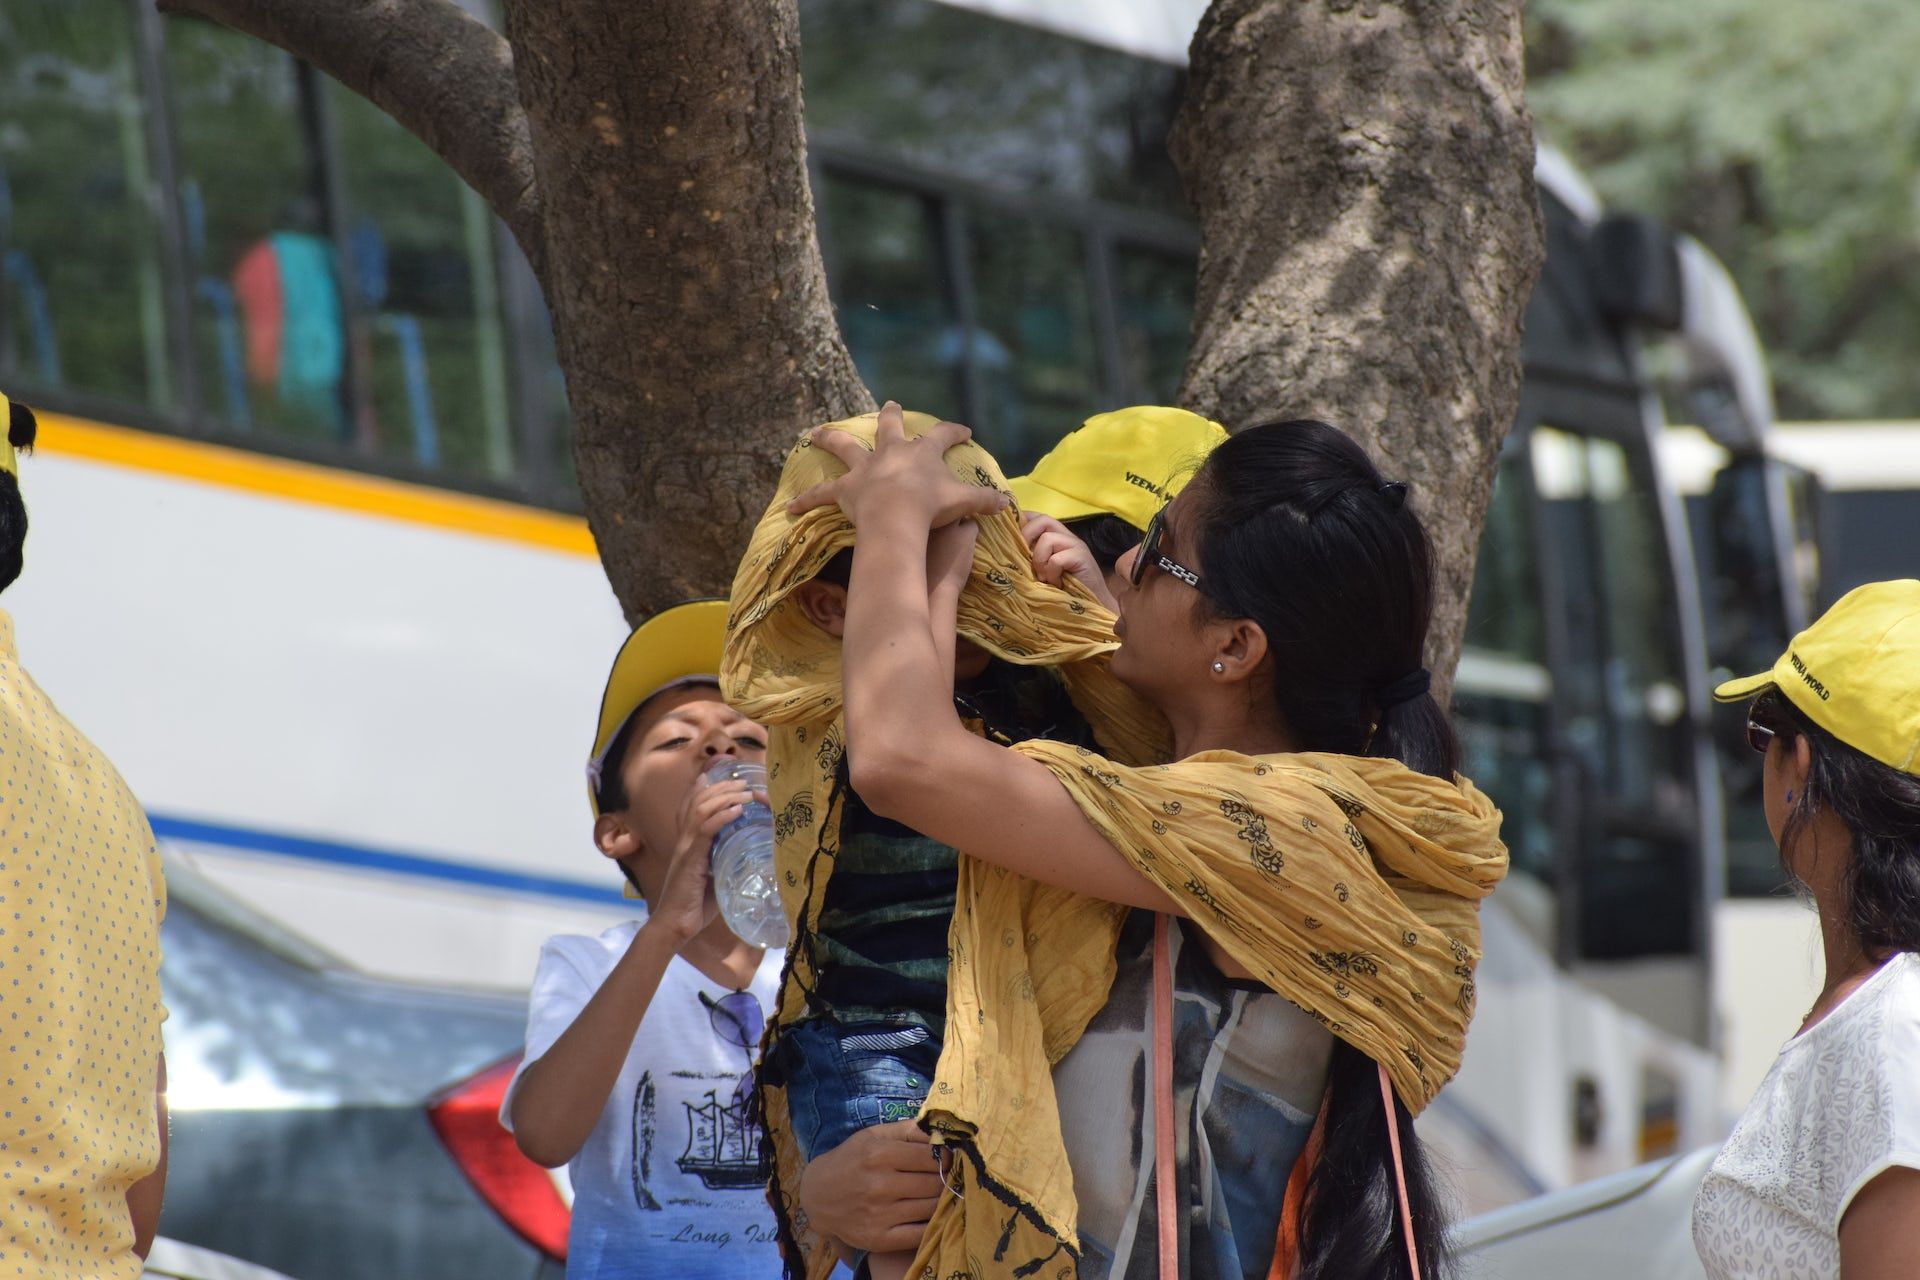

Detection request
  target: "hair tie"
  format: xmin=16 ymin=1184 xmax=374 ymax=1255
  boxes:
xmin=1378 ymin=481 xmax=1409 ymax=510
xmin=1378 ymin=668 xmax=1431 ymax=709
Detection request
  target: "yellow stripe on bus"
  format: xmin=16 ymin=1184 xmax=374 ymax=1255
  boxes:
xmin=35 ymin=414 xmax=597 ymax=558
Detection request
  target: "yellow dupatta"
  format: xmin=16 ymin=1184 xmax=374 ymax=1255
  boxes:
xmin=721 ymin=412 xmax=1508 ymax=1278
xmin=720 ymin=411 xmax=1170 ymax=1278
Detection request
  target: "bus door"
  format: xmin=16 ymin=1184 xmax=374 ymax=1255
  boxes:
xmin=1695 ymin=453 xmax=1825 ymax=894
xmin=1528 ymin=422 xmax=1705 ymax=1021
xmin=1450 ymin=411 xmax=1719 ymax=1186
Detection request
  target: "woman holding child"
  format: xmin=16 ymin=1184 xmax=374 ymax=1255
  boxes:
xmin=726 ymin=404 xmax=1506 ymax=1280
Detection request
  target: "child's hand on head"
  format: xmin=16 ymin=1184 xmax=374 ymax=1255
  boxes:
xmin=651 ymin=772 xmax=759 ymax=945
xmin=1022 ymin=513 xmax=1117 ymax=612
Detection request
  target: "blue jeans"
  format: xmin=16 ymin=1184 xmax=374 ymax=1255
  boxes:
xmin=773 ymin=1018 xmax=942 ymax=1160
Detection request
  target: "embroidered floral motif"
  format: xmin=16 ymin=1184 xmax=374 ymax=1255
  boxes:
xmin=1310 ymin=950 xmax=1382 ymax=979
xmin=1221 ymin=796 xmax=1284 ymax=877
xmin=774 ymin=792 xmax=815 ymax=842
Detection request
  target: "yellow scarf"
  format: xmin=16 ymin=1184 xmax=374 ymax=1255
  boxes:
xmin=722 ymin=412 xmax=1508 ymax=1278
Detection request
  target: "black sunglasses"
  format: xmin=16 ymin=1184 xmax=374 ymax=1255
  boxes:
xmin=1130 ymin=506 xmax=1203 ymax=592
xmin=1745 ymin=716 xmax=1778 ymax=755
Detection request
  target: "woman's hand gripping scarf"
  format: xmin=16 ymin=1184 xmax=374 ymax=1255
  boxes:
xmin=720 ymin=410 xmax=1172 ymax=1279
xmin=723 ymin=411 xmax=1509 ymax=1280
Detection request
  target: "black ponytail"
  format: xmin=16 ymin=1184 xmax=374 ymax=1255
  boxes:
xmin=1752 ymin=688 xmax=1920 ymax=956
xmin=1298 ymin=1041 xmax=1457 ymax=1280
xmin=1189 ymin=420 xmax=1461 ymax=1277
xmin=1189 ymin=420 xmax=1459 ymax=782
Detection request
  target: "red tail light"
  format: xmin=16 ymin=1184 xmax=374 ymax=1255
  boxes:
xmin=427 ymin=1056 xmax=570 ymax=1260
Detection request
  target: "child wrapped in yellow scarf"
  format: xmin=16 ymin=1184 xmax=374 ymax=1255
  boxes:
xmin=724 ymin=406 xmax=1506 ymax=1279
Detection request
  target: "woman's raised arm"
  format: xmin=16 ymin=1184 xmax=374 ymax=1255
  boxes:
xmin=791 ymin=403 xmax=1177 ymax=912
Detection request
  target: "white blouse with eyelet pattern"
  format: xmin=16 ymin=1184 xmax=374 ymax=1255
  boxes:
xmin=1692 ymin=950 xmax=1920 ymax=1279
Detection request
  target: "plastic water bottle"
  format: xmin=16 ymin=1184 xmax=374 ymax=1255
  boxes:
xmin=704 ymin=759 xmax=790 ymax=949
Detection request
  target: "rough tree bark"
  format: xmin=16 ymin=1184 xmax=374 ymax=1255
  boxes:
xmin=1171 ymin=0 xmax=1543 ymax=697
xmin=158 ymin=0 xmax=1540 ymax=661
xmin=499 ymin=0 xmax=870 ymax=617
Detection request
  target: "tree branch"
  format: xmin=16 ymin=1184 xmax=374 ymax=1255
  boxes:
xmin=154 ymin=0 xmax=547 ymax=282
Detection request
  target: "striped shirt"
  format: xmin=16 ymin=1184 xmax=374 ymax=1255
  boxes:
xmin=812 ymin=660 xmax=1095 ymax=1037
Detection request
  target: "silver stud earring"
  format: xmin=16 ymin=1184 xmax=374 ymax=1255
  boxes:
xmin=1211 ymin=661 xmax=1226 ymax=674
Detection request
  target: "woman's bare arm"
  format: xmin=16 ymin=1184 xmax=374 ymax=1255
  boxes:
xmin=1839 ymin=1165 xmax=1920 ymax=1279
xmin=824 ymin=461 xmax=1175 ymax=909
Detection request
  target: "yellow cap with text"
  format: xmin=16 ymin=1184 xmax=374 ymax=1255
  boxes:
xmin=1713 ymin=579 xmax=1920 ymax=774
xmin=588 ymin=598 xmax=729 ymax=819
xmin=1009 ymin=405 xmax=1227 ymax=534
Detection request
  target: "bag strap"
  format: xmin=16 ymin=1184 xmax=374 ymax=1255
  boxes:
xmin=1378 ymin=1062 xmax=1421 ymax=1278
xmin=1155 ymin=921 xmax=1419 ymax=1280
xmin=1152 ymin=913 xmax=1178 ymax=1280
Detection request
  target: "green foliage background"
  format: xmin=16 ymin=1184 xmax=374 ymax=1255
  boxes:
xmin=1528 ymin=0 xmax=1920 ymax=421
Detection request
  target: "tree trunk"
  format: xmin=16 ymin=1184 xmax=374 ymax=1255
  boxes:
xmin=500 ymin=0 xmax=871 ymax=620
xmin=1173 ymin=0 xmax=1544 ymax=696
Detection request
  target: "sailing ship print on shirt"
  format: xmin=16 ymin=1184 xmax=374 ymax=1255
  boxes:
xmin=630 ymin=986 xmax=770 ymax=1205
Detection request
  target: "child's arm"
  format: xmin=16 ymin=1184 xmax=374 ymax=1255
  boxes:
xmin=508 ymin=776 xmax=752 ymax=1167
xmin=1022 ymin=512 xmax=1118 ymax=613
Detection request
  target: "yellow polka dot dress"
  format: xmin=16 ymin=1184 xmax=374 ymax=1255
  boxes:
xmin=0 ymin=612 xmax=165 ymax=1279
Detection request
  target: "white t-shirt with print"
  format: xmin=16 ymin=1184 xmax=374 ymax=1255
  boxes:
xmin=502 ymin=920 xmax=786 ymax=1279
xmin=1693 ymin=950 xmax=1920 ymax=1279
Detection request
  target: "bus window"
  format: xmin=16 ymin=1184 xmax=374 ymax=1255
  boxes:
xmin=165 ymin=22 xmax=339 ymax=441
xmin=817 ymin=173 xmax=963 ymax=425
xmin=1533 ymin=426 xmax=1696 ymax=959
xmin=1 ymin=0 xmax=172 ymax=410
xmin=966 ymin=208 xmax=1102 ymax=472
xmin=325 ymin=85 xmax=515 ymax=484
xmin=1457 ymin=450 xmax=1557 ymax=954
xmin=1112 ymin=245 xmax=1194 ymax=406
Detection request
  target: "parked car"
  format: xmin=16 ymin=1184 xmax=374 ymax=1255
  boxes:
xmin=1454 ymin=1144 xmax=1718 ymax=1279
xmin=159 ymin=854 xmax=567 ymax=1278
xmin=145 ymin=1237 xmax=299 ymax=1280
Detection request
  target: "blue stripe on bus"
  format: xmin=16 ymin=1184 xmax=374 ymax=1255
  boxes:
xmin=148 ymin=813 xmax=629 ymax=907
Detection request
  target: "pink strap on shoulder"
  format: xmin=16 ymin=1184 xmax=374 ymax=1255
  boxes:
xmin=1152 ymin=913 xmax=1178 ymax=1279
xmin=1379 ymin=1061 xmax=1421 ymax=1278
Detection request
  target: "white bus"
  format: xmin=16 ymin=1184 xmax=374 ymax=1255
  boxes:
xmin=2 ymin=0 xmax=1820 ymax=1266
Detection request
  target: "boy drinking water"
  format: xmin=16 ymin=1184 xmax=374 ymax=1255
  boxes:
xmin=503 ymin=600 xmax=787 ymax=1278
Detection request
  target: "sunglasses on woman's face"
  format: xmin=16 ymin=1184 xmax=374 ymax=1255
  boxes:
xmin=1746 ymin=717 xmax=1778 ymax=755
xmin=1130 ymin=506 xmax=1203 ymax=591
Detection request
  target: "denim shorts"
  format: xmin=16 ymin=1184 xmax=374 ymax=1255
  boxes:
xmin=773 ymin=1017 xmax=943 ymax=1161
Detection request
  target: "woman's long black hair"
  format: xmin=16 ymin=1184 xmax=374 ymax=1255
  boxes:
xmin=1186 ymin=419 xmax=1459 ymax=1279
xmin=1750 ymin=687 xmax=1920 ymax=957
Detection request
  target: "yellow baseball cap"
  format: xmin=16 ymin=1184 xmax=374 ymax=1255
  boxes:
xmin=1713 ymin=579 xmax=1920 ymax=774
xmin=587 ymin=598 xmax=730 ymax=821
xmin=1008 ymin=405 xmax=1228 ymax=533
